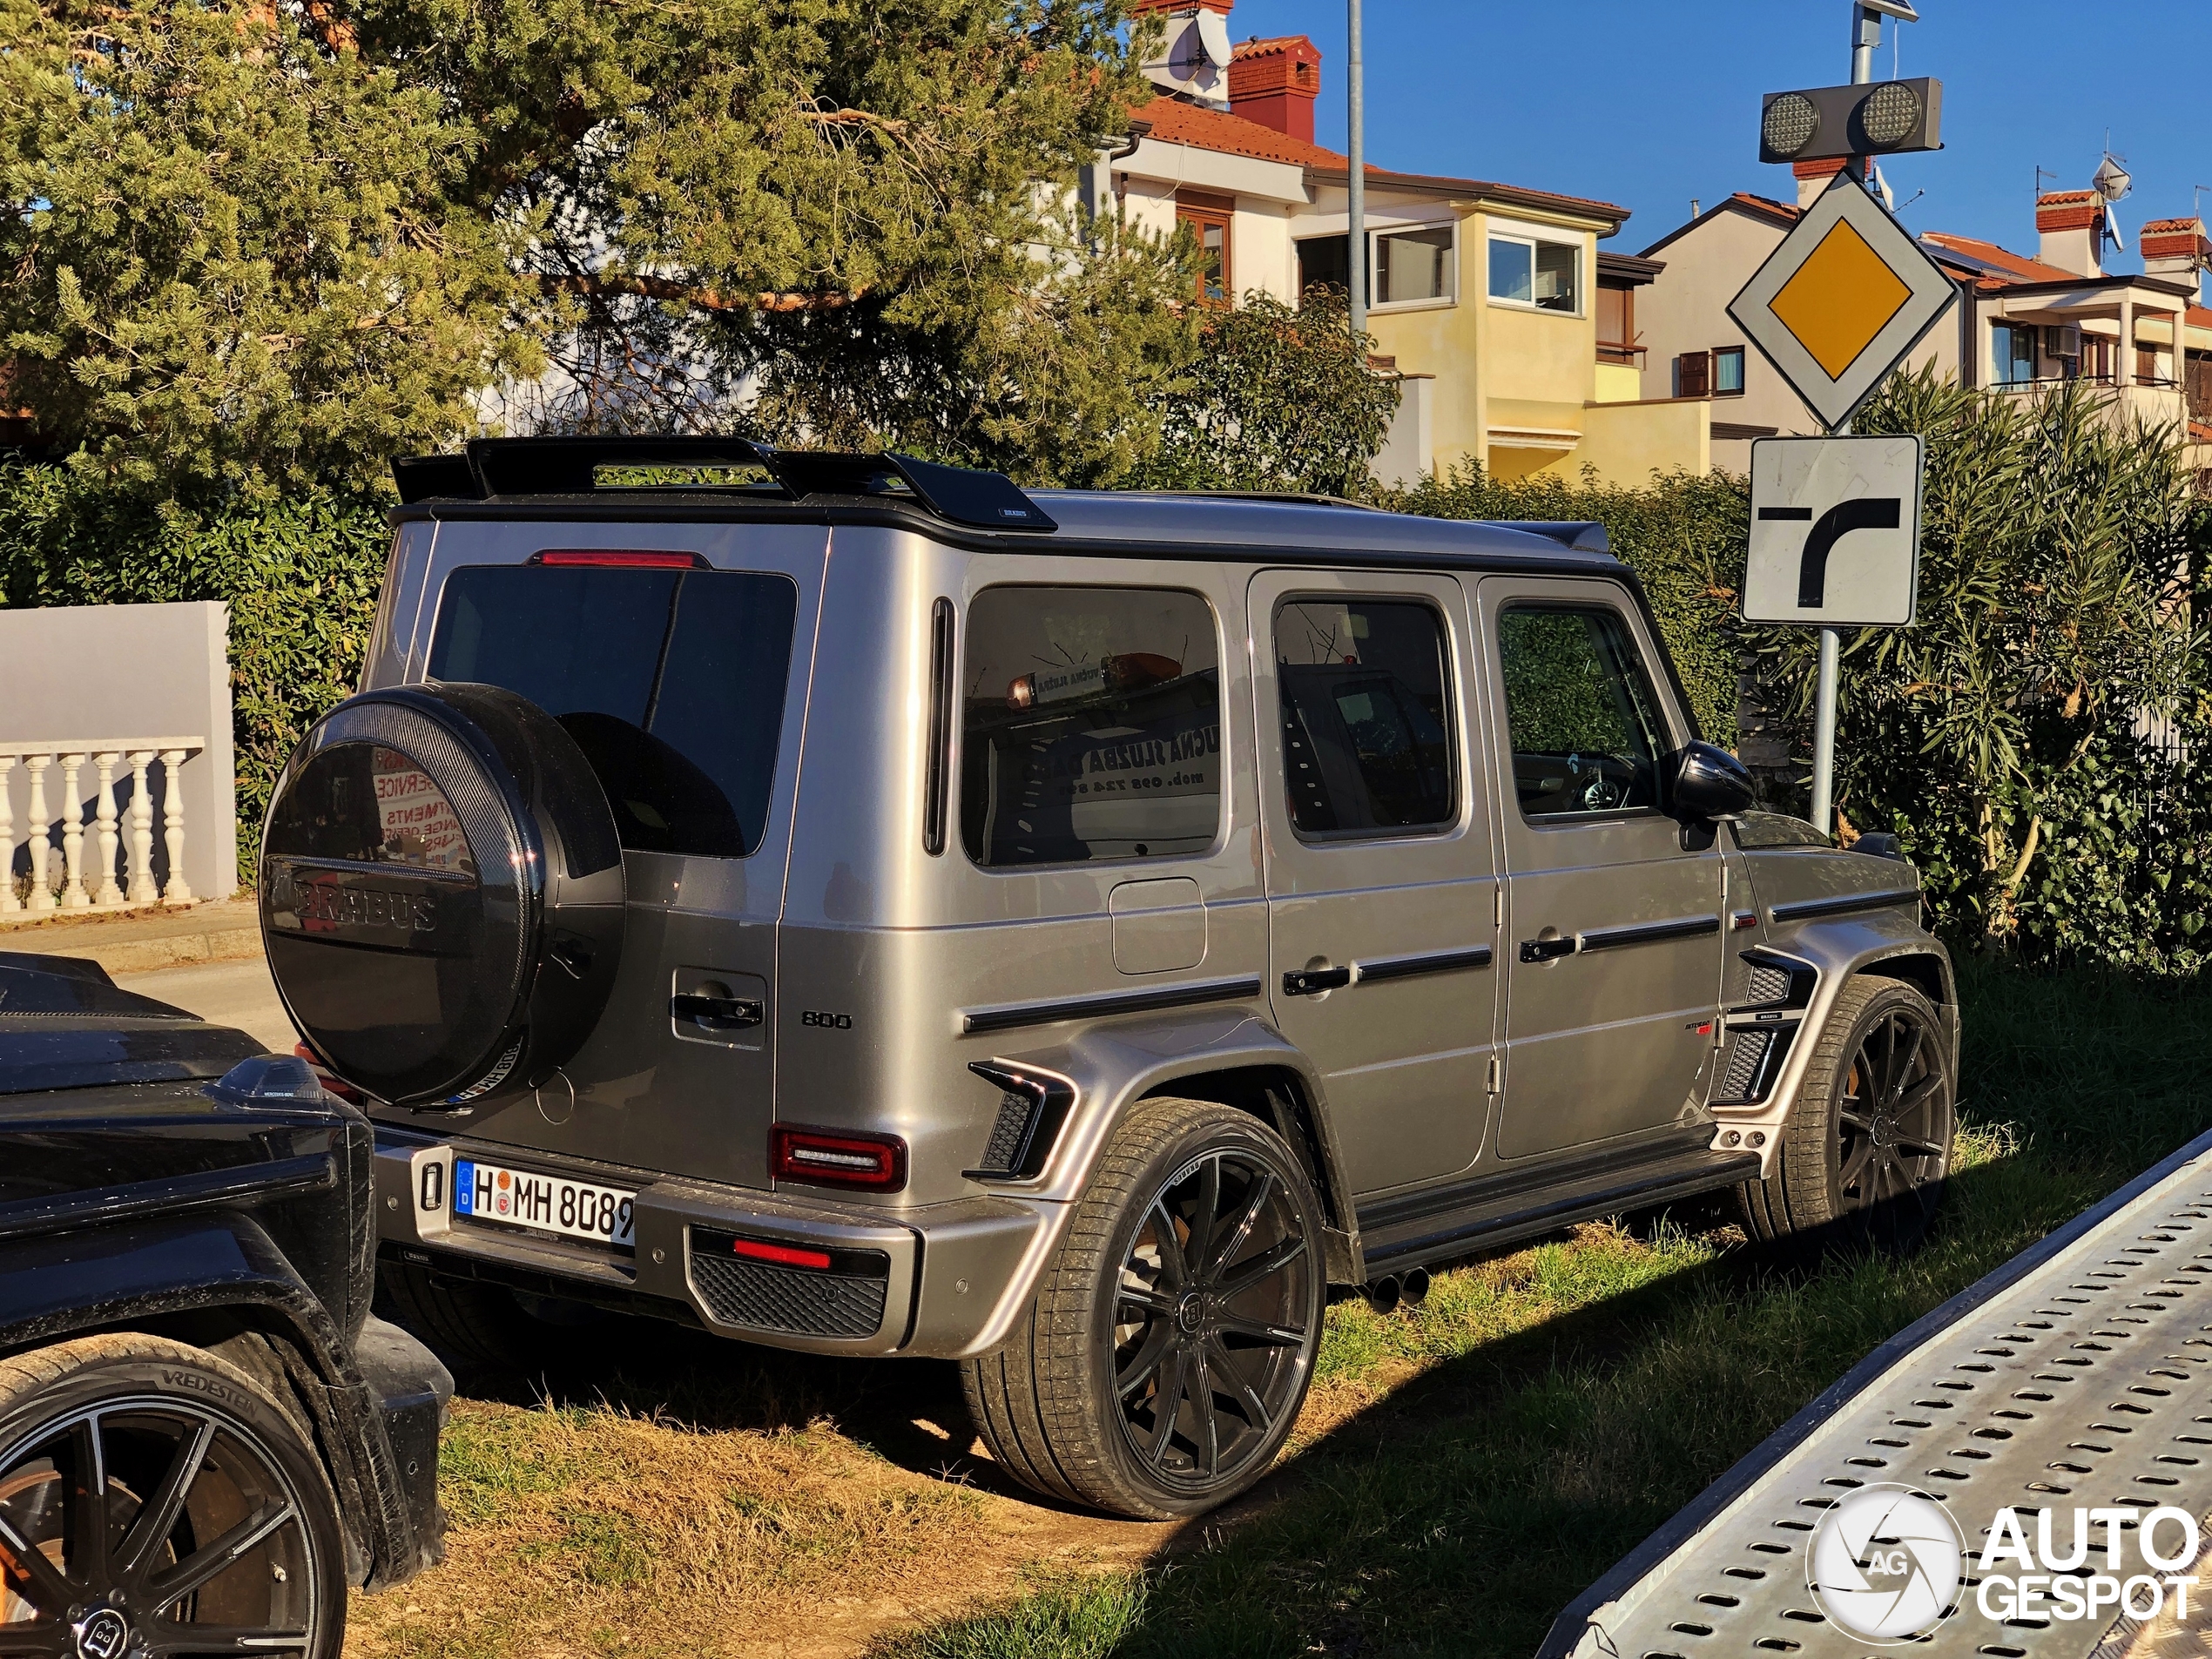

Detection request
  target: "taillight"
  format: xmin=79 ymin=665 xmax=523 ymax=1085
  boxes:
xmin=727 ymin=1237 xmax=833 ymax=1271
xmin=293 ymin=1041 xmax=365 ymax=1104
xmin=770 ymin=1125 xmax=907 ymax=1191
xmin=529 ymin=549 xmax=706 ymax=570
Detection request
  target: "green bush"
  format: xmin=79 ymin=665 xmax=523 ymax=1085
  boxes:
xmin=0 ymin=465 xmax=388 ymax=883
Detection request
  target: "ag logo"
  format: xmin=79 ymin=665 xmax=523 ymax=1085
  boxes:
xmin=1808 ymin=1484 xmax=1963 ymax=1642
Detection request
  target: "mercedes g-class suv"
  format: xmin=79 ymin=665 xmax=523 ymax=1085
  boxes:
xmin=0 ymin=951 xmax=447 ymax=1658
xmin=259 ymin=437 xmax=1955 ymax=1520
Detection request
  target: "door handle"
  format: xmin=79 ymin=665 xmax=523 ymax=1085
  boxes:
xmin=671 ymin=993 xmax=765 ymax=1030
xmin=1518 ymin=936 xmax=1577 ymax=964
xmin=1282 ymin=966 xmax=1354 ymax=997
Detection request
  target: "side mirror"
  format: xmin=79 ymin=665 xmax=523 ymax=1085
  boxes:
xmin=1672 ymin=741 xmax=1755 ymax=823
xmin=1853 ymin=832 xmax=1907 ymax=861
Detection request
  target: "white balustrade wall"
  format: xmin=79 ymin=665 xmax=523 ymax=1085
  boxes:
xmin=0 ymin=741 xmax=205 ymax=914
xmin=0 ymin=601 xmax=237 ymax=907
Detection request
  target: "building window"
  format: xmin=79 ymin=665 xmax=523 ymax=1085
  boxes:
xmin=1489 ymin=233 xmax=1580 ymax=313
xmin=1372 ymin=226 xmax=1456 ymax=306
xmin=1596 ymin=285 xmax=1642 ymax=365
xmin=1993 ymin=322 xmax=2037 ymax=387
xmin=1676 ymin=351 xmax=1710 ymax=399
xmin=1296 ymin=234 xmax=1351 ymax=297
xmin=1177 ymin=194 xmax=1233 ymax=304
xmin=1714 ymin=347 xmax=1745 ymax=396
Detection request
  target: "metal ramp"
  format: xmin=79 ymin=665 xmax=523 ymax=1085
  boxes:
xmin=1541 ymin=1126 xmax=2212 ymax=1659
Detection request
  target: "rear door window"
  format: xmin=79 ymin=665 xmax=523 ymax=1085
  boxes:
xmin=961 ymin=586 xmax=1221 ymax=867
xmin=1275 ymin=597 xmax=1456 ymax=836
xmin=428 ymin=563 xmax=797 ymax=858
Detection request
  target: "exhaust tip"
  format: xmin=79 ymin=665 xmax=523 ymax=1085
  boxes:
xmin=1365 ymin=1275 xmax=1401 ymax=1315
xmin=1401 ymin=1267 xmax=1431 ymax=1308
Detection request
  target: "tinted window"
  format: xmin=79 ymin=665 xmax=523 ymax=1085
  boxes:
xmin=1497 ymin=607 xmax=1669 ymax=818
xmin=1277 ymin=598 xmax=1455 ymax=835
xmin=428 ymin=564 xmax=797 ymax=858
xmin=961 ymin=587 xmax=1220 ymax=867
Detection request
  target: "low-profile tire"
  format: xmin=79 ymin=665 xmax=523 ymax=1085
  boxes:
xmin=374 ymin=1260 xmax=604 ymax=1372
xmin=0 ymin=1332 xmax=347 ymax=1658
xmin=1739 ymin=975 xmax=1956 ymax=1253
xmin=963 ymin=1096 xmax=1325 ymax=1520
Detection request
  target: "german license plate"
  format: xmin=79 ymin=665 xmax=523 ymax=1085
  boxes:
xmin=452 ymin=1158 xmax=637 ymax=1251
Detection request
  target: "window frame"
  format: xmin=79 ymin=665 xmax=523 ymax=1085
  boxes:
xmin=1486 ymin=223 xmax=1583 ymax=317
xmin=1993 ymin=320 xmax=2039 ymax=388
xmin=1271 ymin=591 xmax=1463 ymax=846
xmin=1494 ymin=600 xmax=1677 ymax=828
xmin=1176 ymin=192 xmax=1236 ymax=307
xmin=1367 ymin=220 xmax=1460 ymax=313
xmin=955 ymin=581 xmax=1230 ymax=874
xmin=1712 ymin=345 xmax=1746 ymax=396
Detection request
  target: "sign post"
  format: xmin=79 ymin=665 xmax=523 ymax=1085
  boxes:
xmin=1728 ymin=0 xmax=1954 ymax=835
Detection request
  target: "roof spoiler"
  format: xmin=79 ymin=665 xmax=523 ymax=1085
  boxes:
xmin=392 ymin=437 xmax=1056 ymax=534
xmin=1484 ymin=519 xmax=1610 ymax=554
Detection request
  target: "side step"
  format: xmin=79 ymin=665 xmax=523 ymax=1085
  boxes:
xmin=1358 ymin=1135 xmax=1760 ymax=1277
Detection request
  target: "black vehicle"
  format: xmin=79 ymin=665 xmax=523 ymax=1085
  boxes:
xmin=0 ymin=951 xmax=448 ymax=1658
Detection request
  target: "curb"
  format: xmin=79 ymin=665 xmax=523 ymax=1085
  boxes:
xmin=0 ymin=914 xmax=264 ymax=977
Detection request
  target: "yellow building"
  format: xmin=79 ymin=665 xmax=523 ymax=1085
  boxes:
xmin=1118 ymin=0 xmax=1710 ymax=485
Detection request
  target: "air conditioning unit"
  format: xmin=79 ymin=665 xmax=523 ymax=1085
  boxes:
xmin=2046 ymin=323 xmax=2082 ymax=361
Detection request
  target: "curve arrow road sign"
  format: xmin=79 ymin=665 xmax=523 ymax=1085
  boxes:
xmin=1742 ymin=435 xmax=1924 ymax=627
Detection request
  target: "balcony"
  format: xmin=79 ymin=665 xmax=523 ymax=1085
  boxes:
xmin=3 ymin=740 xmax=206 ymax=916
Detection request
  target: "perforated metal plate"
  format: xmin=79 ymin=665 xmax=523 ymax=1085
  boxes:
xmin=1547 ymin=1130 xmax=2212 ymax=1659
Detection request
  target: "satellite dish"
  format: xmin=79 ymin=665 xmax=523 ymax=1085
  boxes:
xmin=2106 ymin=204 xmax=2128 ymax=253
xmin=2094 ymin=152 xmax=2133 ymax=203
xmin=1194 ymin=9 xmax=1232 ymax=70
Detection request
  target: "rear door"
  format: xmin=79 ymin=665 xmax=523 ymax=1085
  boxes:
xmin=400 ymin=525 xmax=826 ymax=1189
xmin=1474 ymin=577 xmax=1727 ymax=1159
xmin=1250 ymin=569 xmax=1501 ymax=1200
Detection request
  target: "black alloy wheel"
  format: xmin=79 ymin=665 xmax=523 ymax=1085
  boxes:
xmin=1833 ymin=996 xmax=1952 ymax=1238
xmin=1110 ymin=1147 xmax=1317 ymax=1494
xmin=0 ymin=1392 xmax=329 ymax=1656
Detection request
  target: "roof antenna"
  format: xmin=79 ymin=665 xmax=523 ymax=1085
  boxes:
xmin=2036 ymin=164 xmax=2058 ymax=201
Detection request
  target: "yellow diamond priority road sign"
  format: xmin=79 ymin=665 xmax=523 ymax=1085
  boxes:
xmin=1729 ymin=173 xmax=1957 ymax=431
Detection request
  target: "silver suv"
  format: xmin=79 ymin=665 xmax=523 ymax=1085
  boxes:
xmin=259 ymin=439 xmax=1957 ymax=1520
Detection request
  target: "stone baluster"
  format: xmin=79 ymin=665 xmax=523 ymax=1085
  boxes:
xmin=159 ymin=749 xmax=193 ymax=904
xmin=91 ymin=752 xmax=125 ymax=907
xmin=57 ymin=753 xmax=90 ymax=908
xmin=0 ymin=756 xmax=15 ymax=914
xmin=25 ymin=752 xmax=54 ymax=913
xmin=126 ymin=751 xmax=159 ymax=904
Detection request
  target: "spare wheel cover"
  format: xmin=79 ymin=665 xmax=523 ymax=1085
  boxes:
xmin=260 ymin=683 xmax=624 ymax=1109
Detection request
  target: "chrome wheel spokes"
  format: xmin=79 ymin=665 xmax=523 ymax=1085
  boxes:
xmin=1835 ymin=1007 xmax=1951 ymax=1224
xmin=0 ymin=1399 xmax=320 ymax=1656
xmin=1112 ymin=1150 xmax=1315 ymax=1491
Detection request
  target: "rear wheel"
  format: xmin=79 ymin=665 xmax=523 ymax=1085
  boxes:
xmin=963 ymin=1097 xmax=1325 ymax=1520
xmin=1739 ymin=976 xmax=1955 ymax=1252
xmin=0 ymin=1333 xmax=345 ymax=1658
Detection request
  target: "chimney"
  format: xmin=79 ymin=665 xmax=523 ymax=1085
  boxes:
xmin=2037 ymin=191 xmax=2105 ymax=278
xmin=1794 ymin=158 xmax=1847 ymax=210
xmin=1229 ymin=36 xmax=1320 ymax=143
xmin=2141 ymin=216 xmax=2212 ymax=302
xmin=1132 ymin=0 xmax=1235 ymax=109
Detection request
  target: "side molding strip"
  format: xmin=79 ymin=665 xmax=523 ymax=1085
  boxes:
xmin=1356 ymin=945 xmax=1494 ymax=984
xmin=1768 ymin=888 xmax=1919 ymax=923
xmin=961 ymin=975 xmax=1264 ymax=1035
xmin=1576 ymin=914 xmax=1721 ymax=953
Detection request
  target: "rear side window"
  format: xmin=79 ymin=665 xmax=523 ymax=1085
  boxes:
xmin=428 ymin=563 xmax=797 ymax=858
xmin=1277 ymin=597 xmax=1456 ymax=836
xmin=1497 ymin=605 xmax=1668 ymax=819
xmin=961 ymin=586 xmax=1221 ymax=867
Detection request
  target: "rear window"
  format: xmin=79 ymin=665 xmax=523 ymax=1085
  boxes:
xmin=961 ymin=586 xmax=1221 ymax=867
xmin=428 ymin=563 xmax=797 ymax=859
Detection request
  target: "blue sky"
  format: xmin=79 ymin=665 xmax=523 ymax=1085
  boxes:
xmin=1220 ymin=1 xmax=2212 ymax=266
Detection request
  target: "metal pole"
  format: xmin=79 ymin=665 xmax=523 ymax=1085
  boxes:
xmin=1811 ymin=2 xmax=1881 ymax=838
xmin=1346 ymin=0 xmax=1366 ymax=338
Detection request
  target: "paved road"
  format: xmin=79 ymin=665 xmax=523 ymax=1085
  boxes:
xmin=115 ymin=956 xmax=298 ymax=1054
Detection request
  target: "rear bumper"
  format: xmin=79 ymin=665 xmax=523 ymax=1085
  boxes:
xmin=370 ymin=1127 xmax=1050 ymax=1359
xmin=348 ymin=1314 xmax=451 ymax=1588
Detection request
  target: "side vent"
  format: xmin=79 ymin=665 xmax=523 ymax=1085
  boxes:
xmin=963 ymin=1061 xmax=1076 ymax=1181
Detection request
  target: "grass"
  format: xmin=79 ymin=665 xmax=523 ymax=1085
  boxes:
xmin=346 ymin=959 xmax=2212 ymax=1659
xmin=864 ymin=958 xmax=2212 ymax=1659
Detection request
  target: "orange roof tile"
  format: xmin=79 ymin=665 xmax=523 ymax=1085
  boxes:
xmin=2144 ymin=217 xmax=2202 ymax=233
xmin=1920 ymin=231 xmax=2082 ymax=287
xmin=1231 ymin=35 xmax=1311 ymax=60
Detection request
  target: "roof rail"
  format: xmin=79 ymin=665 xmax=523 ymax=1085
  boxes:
xmin=1483 ymin=519 xmax=1609 ymax=554
xmin=391 ymin=436 xmax=1056 ymax=533
xmin=1135 ymin=489 xmax=1388 ymax=513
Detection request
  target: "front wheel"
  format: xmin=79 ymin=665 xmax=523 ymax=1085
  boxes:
xmin=0 ymin=1333 xmax=347 ymax=1658
xmin=1739 ymin=975 xmax=1956 ymax=1252
xmin=964 ymin=1097 xmax=1325 ymax=1519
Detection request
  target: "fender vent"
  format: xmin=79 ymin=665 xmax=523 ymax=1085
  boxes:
xmin=1744 ymin=964 xmax=1792 ymax=1006
xmin=1719 ymin=1029 xmax=1774 ymax=1101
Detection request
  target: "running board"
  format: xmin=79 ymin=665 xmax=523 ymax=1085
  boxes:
xmin=1358 ymin=1142 xmax=1761 ymax=1276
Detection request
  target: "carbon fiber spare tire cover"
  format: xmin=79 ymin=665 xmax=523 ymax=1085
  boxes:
xmin=260 ymin=682 xmax=625 ymax=1109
